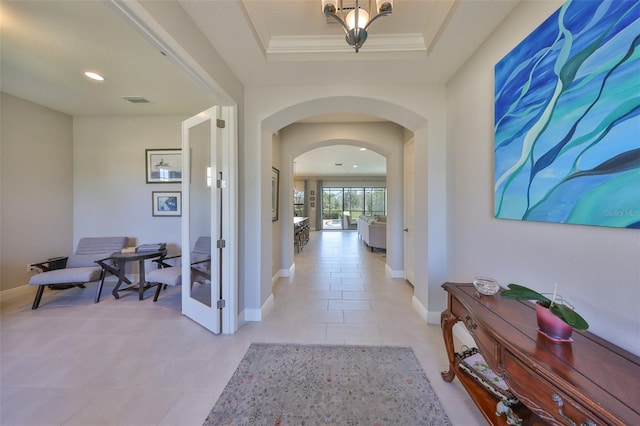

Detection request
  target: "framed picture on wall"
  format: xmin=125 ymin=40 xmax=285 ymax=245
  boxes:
xmin=272 ymin=167 xmax=280 ymax=222
xmin=146 ymin=149 xmax=182 ymax=183
xmin=310 ymin=190 xmax=315 ymax=196
xmin=152 ymin=191 xmax=182 ymax=217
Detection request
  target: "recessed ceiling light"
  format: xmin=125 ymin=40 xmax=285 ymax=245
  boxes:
xmin=360 ymin=148 xmax=367 ymax=151
xmin=353 ymin=165 xmax=358 ymax=168
xmin=84 ymin=71 xmax=105 ymax=81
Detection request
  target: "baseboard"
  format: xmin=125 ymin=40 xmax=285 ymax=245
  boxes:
xmin=411 ymin=295 xmax=442 ymax=325
xmin=242 ymin=293 xmax=274 ymax=322
xmin=262 ymin=293 xmax=274 ymax=317
xmin=0 ymin=284 xmax=32 ymax=303
xmin=412 ymin=295 xmax=429 ymax=323
xmin=279 ymin=263 xmax=295 ymax=278
xmin=385 ymin=264 xmax=404 ymax=279
xmin=272 ymin=270 xmax=281 ymax=286
xmin=241 ymin=308 xmax=261 ymax=322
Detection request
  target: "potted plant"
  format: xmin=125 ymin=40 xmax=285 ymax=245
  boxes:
xmin=501 ymin=283 xmax=589 ymax=341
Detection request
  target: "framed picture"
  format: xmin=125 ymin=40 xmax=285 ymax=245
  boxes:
xmin=310 ymin=202 xmax=315 ymax=208
xmin=146 ymin=149 xmax=182 ymax=183
xmin=310 ymin=196 xmax=315 ymax=201
xmin=152 ymin=191 xmax=181 ymax=217
xmin=272 ymin=167 xmax=280 ymax=222
xmin=310 ymin=190 xmax=315 ymax=196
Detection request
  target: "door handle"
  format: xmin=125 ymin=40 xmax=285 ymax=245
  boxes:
xmin=404 ymin=228 xmax=409 ymax=232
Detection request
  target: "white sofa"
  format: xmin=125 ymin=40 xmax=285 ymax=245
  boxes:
xmin=357 ymin=216 xmax=386 ymax=251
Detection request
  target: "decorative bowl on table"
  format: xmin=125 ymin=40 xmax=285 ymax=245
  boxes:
xmin=473 ymin=277 xmax=500 ymax=296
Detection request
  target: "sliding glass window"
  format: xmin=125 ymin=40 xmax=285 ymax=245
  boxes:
xmin=321 ymin=187 xmax=386 ymax=229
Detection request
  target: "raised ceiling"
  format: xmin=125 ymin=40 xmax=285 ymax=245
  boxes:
xmin=0 ymin=0 xmax=520 ymax=175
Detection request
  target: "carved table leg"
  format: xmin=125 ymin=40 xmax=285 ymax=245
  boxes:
xmin=441 ymin=309 xmax=458 ymax=382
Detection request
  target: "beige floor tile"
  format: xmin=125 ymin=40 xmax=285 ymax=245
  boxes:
xmin=0 ymin=230 xmax=484 ymax=425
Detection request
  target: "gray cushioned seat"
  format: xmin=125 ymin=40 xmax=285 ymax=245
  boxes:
xmin=146 ymin=266 xmax=182 ymax=287
xmin=149 ymin=236 xmax=211 ymax=302
xmin=29 ymin=267 xmax=102 ymax=285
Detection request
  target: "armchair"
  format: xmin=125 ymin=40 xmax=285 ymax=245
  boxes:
xmin=28 ymin=236 xmax=129 ymax=309
xmin=147 ymin=236 xmax=211 ymax=302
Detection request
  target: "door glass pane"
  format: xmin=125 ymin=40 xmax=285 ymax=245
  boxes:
xmin=322 ymin=188 xmax=343 ymax=230
xmin=188 ymin=120 xmax=212 ymax=307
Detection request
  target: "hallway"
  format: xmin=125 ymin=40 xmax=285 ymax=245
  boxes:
xmin=0 ymin=231 xmax=483 ymax=425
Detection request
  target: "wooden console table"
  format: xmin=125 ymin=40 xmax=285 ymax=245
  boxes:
xmin=441 ymin=282 xmax=639 ymax=426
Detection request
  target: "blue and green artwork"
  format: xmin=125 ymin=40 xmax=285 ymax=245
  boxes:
xmin=494 ymin=0 xmax=640 ymax=229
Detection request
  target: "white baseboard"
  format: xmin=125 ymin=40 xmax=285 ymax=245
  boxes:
xmin=279 ymin=263 xmax=295 ymax=278
xmin=412 ymin=295 xmax=429 ymax=323
xmin=262 ymin=293 xmax=274 ymax=317
xmin=411 ymin=295 xmax=442 ymax=325
xmin=385 ymin=264 xmax=404 ymax=279
xmin=0 ymin=284 xmax=32 ymax=303
xmin=272 ymin=270 xmax=281 ymax=286
xmin=241 ymin=308 xmax=261 ymax=322
xmin=242 ymin=293 xmax=274 ymax=322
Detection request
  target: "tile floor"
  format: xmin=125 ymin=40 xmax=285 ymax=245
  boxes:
xmin=0 ymin=231 xmax=484 ymax=425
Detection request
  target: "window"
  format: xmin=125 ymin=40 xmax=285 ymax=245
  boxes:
xmin=321 ymin=187 xmax=386 ymax=229
xmin=293 ymin=188 xmax=305 ymax=217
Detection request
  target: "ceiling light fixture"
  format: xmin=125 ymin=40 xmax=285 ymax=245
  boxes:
xmin=322 ymin=0 xmax=393 ymax=52
xmin=84 ymin=71 xmax=105 ymax=81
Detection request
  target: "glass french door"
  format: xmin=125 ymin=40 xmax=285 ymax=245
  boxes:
xmin=181 ymin=106 xmax=237 ymax=334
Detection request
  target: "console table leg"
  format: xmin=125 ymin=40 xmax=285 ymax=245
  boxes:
xmin=441 ymin=308 xmax=458 ymax=382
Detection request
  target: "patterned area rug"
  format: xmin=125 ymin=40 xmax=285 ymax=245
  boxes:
xmin=203 ymin=343 xmax=451 ymax=425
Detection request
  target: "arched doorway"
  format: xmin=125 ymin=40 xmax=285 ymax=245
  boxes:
xmin=248 ymin=94 xmax=446 ymax=326
xmin=278 ymin=121 xmax=402 ymax=278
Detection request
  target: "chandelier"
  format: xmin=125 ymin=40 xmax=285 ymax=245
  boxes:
xmin=322 ymin=0 xmax=394 ymax=52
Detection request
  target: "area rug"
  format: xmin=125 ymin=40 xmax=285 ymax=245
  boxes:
xmin=203 ymin=343 xmax=451 ymax=425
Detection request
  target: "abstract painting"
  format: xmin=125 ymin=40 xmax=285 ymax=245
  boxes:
xmin=494 ymin=0 xmax=640 ymax=229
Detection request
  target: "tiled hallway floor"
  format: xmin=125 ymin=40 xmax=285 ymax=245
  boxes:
xmin=0 ymin=231 xmax=484 ymax=425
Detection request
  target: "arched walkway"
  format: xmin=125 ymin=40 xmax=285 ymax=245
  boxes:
xmin=251 ymin=94 xmax=446 ymax=326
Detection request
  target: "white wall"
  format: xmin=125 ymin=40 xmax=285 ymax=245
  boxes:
xmin=73 ymin=116 xmax=185 ymax=255
xmin=1 ymin=93 xmax=74 ymax=292
xmin=447 ymin=0 xmax=640 ymax=355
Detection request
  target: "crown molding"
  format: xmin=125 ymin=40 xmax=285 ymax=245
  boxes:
xmin=266 ymin=33 xmax=426 ymax=60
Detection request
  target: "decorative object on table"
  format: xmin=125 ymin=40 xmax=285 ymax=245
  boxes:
xmin=473 ymin=276 xmax=500 ymax=296
xmin=501 ymin=283 xmax=589 ymax=341
xmin=152 ymin=191 xmax=181 ymax=217
xmin=272 ymin=167 xmax=279 ymax=222
xmin=145 ymin=148 xmax=182 ymax=183
xmin=204 ymin=343 xmax=451 ymax=425
xmin=457 ymin=347 xmax=520 ymax=406
xmin=494 ymin=0 xmax=639 ymax=229
xmin=137 ymin=243 xmax=167 ymax=253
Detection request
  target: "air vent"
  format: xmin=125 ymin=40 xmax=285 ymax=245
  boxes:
xmin=122 ymin=96 xmax=150 ymax=104
xmin=335 ymin=163 xmax=343 ymax=166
